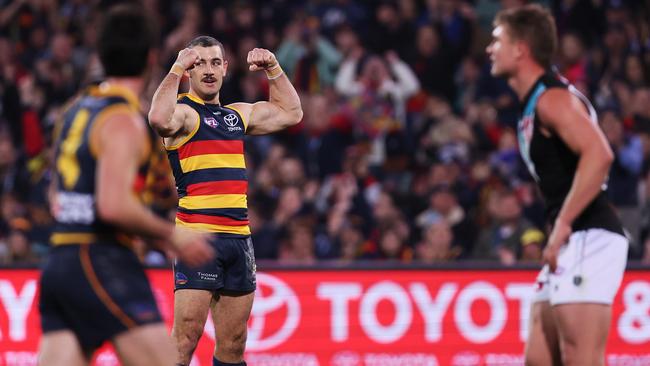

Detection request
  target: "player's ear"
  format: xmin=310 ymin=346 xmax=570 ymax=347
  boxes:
xmin=222 ymin=60 xmax=228 ymax=77
xmin=514 ymin=40 xmax=526 ymax=61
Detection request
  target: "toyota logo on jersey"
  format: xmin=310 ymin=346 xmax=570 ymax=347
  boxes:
xmin=223 ymin=113 xmax=239 ymax=127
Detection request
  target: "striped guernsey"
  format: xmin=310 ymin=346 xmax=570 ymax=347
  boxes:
xmin=166 ymin=93 xmax=250 ymax=235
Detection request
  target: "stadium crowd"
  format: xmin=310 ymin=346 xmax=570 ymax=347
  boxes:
xmin=0 ymin=0 xmax=649 ymax=266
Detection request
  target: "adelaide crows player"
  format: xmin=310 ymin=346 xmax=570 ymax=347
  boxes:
xmin=38 ymin=5 xmax=213 ymax=366
xmin=487 ymin=5 xmax=628 ymax=366
xmin=149 ymin=36 xmax=302 ymax=366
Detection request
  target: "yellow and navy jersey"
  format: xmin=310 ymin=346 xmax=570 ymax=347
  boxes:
xmin=166 ymin=93 xmax=250 ymax=236
xmin=51 ymin=84 xmax=154 ymax=246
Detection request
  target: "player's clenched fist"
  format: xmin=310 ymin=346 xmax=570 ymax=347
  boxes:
xmin=247 ymin=48 xmax=278 ymax=71
xmin=175 ymin=47 xmax=200 ymax=70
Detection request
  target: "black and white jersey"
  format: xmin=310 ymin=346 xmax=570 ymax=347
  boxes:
xmin=517 ymin=71 xmax=624 ymax=235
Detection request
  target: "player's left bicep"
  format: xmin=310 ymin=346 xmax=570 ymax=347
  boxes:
xmin=245 ymin=101 xmax=297 ymax=135
xmin=537 ymin=89 xmax=611 ymax=157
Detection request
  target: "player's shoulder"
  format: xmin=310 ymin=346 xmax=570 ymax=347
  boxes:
xmin=97 ymin=111 xmax=146 ymax=148
xmin=175 ymin=94 xmax=202 ymax=117
xmin=175 ymin=101 xmax=197 ymax=115
xmin=536 ymin=87 xmax=589 ymax=129
xmin=177 ymin=93 xmax=205 ymax=108
xmin=223 ymin=102 xmax=251 ymax=115
xmin=88 ymin=104 xmax=150 ymax=159
xmin=223 ymin=102 xmax=252 ymax=112
xmin=537 ymin=87 xmax=581 ymax=112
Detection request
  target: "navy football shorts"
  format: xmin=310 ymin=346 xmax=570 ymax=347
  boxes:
xmin=39 ymin=244 xmax=163 ymax=351
xmin=173 ymin=234 xmax=256 ymax=293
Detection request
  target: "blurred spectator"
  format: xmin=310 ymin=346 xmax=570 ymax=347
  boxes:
xmin=5 ymin=229 xmax=39 ymax=265
xmin=272 ymin=186 xmax=304 ymax=229
xmin=313 ymin=0 xmax=369 ymax=38
xmin=366 ymin=1 xmax=415 ymax=58
xmin=295 ymin=93 xmax=353 ymax=179
xmin=360 ymin=220 xmax=412 ymax=261
xmin=335 ymin=50 xmax=420 ymax=126
xmin=416 ymin=184 xmax=477 ymax=257
xmin=552 ymin=0 xmax=605 ymax=47
xmin=416 ymin=220 xmax=460 ymax=263
xmin=417 ymin=0 xmax=474 ymax=63
xmin=416 ymin=96 xmax=474 ymax=165
xmin=559 ymin=32 xmax=588 ymax=85
xmin=249 ymin=204 xmax=278 ymax=260
xmin=468 ymin=99 xmax=502 ymax=154
xmin=601 ymin=110 xmax=643 ymax=244
xmin=336 ymin=224 xmax=365 ymax=263
xmin=474 ymin=189 xmax=544 ymax=265
xmin=333 ymin=23 xmax=365 ymax=59
xmin=276 ymin=18 xmax=342 ymax=92
xmin=407 ymin=23 xmax=457 ymax=103
xmin=278 ymin=218 xmax=316 ymax=264
xmin=0 ymin=132 xmax=30 ymax=201
xmin=456 ymin=57 xmax=483 ymax=113
xmin=489 ymin=128 xmax=519 ymax=180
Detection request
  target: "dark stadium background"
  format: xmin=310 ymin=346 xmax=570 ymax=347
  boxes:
xmin=0 ymin=0 xmax=649 ymax=365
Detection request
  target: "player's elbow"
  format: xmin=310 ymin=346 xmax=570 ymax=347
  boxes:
xmin=601 ymin=144 xmax=615 ymax=166
xmin=287 ymin=105 xmax=303 ymax=126
xmin=148 ymin=111 xmax=174 ymax=137
xmin=147 ymin=110 xmax=165 ymax=130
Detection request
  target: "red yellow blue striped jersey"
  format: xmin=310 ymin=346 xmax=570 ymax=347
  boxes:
xmin=51 ymin=84 xmax=154 ymax=247
xmin=166 ymin=93 xmax=250 ymax=235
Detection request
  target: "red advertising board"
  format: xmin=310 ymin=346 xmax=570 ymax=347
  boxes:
xmin=0 ymin=269 xmax=649 ymax=366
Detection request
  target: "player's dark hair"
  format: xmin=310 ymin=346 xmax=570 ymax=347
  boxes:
xmin=97 ymin=4 xmax=157 ymax=77
xmin=186 ymin=36 xmax=226 ymax=57
xmin=494 ymin=4 xmax=557 ymax=69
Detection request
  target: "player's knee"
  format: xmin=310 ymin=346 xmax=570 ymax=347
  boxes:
xmin=220 ymin=329 xmax=247 ymax=357
xmin=559 ymin=341 xmax=580 ymax=366
xmin=172 ymin=317 xmax=204 ymax=350
xmin=524 ymin=353 xmax=543 ymax=366
xmin=524 ymin=354 xmax=541 ymax=366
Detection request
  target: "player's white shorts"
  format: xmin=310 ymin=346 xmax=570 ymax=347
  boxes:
xmin=533 ymin=228 xmax=628 ymax=305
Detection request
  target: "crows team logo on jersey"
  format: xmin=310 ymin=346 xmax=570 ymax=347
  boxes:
xmin=204 ymin=117 xmax=218 ymax=128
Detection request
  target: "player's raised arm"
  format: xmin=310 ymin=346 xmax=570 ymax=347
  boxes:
xmin=230 ymin=48 xmax=303 ymax=135
xmin=148 ymin=48 xmax=200 ymax=137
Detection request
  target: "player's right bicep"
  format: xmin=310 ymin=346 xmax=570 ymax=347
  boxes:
xmin=148 ymin=103 xmax=188 ymax=138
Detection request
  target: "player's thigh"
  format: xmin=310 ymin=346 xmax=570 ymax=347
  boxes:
xmin=211 ymin=291 xmax=255 ymax=340
xmin=173 ymin=289 xmax=213 ymax=333
xmin=525 ymin=301 xmax=561 ymax=366
xmin=553 ymin=303 xmax=611 ymax=357
xmin=113 ymin=323 xmax=176 ymax=366
xmin=38 ymin=330 xmax=89 ymax=366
